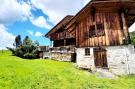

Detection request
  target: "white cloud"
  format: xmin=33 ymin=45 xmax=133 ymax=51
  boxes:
xmin=31 ymin=16 xmax=52 ymax=29
xmin=0 ymin=0 xmax=91 ymax=28
xmin=31 ymin=0 xmax=84 ymax=24
xmin=0 ymin=24 xmax=15 ymax=50
xmin=0 ymin=0 xmax=52 ymax=29
xmin=35 ymin=32 xmax=43 ymax=37
xmin=129 ymin=23 xmax=135 ymax=32
xmin=0 ymin=0 xmax=32 ymax=24
xmin=27 ymin=30 xmax=33 ymax=36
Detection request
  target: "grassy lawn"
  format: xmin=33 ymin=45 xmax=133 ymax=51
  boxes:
xmin=0 ymin=51 xmax=135 ymax=89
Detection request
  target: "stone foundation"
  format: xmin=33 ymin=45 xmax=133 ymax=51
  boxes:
xmin=76 ymin=45 xmax=135 ymax=75
xmin=43 ymin=46 xmax=76 ymax=62
xmin=48 ymin=52 xmax=75 ymax=62
xmin=107 ymin=45 xmax=135 ymax=75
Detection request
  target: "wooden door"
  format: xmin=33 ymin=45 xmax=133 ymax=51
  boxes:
xmin=94 ymin=47 xmax=108 ymax=68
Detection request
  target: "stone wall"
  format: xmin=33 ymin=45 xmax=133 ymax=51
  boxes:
xmin=48 ymin=52 xmax=73 ymax=62
xmin=43 ymin=46 xmax=76 ymax=62
xmin=107 ymin=45 xmax=135 ymax=75
xmin=76 ymin=48 xmax=95 ymax=69
xmin=76 ymin=45 xmax=135 ymax=75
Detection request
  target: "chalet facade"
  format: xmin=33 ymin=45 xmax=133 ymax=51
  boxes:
xmin=45 ymin=0 xmax=135 ymax=75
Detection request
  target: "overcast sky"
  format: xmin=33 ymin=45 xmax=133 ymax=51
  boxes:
xmin=0 ymin=0 xmax=134 ymax=50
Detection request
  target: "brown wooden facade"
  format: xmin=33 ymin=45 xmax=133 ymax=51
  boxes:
xmin=45 ymin=0 xmax=135 ymax=48
xmin=66 ymin=0 xmax=135 ymax=48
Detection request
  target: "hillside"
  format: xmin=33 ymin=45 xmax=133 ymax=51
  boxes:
xmin=0 ymin=51 xmax=135 ymax=89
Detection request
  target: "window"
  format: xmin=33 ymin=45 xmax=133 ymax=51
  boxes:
xmin=96 ymin=23 xmax=105 ymax=36
xmin=88 ymin=23 xmax=105 ymax=38
xmin=89 ymin=25 xmax=96 ymax=37
xmin=85 ymin=48 xmax=90 ymax=56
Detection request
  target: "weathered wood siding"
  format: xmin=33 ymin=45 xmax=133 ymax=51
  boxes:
xmin=72 ymin=11 xmax=129 ymax=47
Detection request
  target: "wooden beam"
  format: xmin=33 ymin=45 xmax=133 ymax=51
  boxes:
xmin=121 ymin=12 xmax=129 ymax=44
xmin=127 ymin=13 xmax=135 ymax=16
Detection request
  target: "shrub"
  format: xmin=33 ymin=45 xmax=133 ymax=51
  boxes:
xmin=8 ymin=36 xmax=39 ymax=59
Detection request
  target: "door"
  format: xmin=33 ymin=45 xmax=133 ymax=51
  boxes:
xmin=94 ymin=47 xmax=108 ymax=68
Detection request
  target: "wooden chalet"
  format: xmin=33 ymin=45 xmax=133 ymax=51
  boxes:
xmin=45 ymin=15 xmax=76 ymax=62
xmin=45 ymin=15 xmax=75 ymax=47
xmin=45 ymin=0 xmax=135 ymax=74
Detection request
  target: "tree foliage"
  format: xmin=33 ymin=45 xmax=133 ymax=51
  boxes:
xmin=130 ymin=31 xmax=135 ymax=46
xmin=14 ymin=35 xmax=22 ymax=48
xmin=9 ymin=35 xmax=39 ymax=59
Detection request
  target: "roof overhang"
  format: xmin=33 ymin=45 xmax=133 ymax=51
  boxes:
xmin=66 ymin=0 xmax=135 ymax=31
xmin=45 ymin=15 xmax=74 ymax=38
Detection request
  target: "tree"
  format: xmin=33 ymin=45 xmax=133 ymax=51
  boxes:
xmin=130 ymin=31 xmax=135 ymax=46
xmin=34 ymin=40 xmax=39 ymax=46
xmin=23 ymin=36 xmax=32 ymax=45
xmin=10 ymin=35 xmax=39 ymax=59
xmin=15 ymin=35 xmax=22 ymax=48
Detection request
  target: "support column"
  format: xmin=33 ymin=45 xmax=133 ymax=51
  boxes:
xmin=50 ymin=39 xmax=53 ymax=47
xmin=64 ymin=39 xmax=66 ymax=46
xmin=121 ymin=12 xmax=130 ymax=44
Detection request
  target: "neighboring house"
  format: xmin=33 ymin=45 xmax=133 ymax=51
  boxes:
xmin=45 ymin=15 xmax=76 ymax=62
xmin=45 ymin=0 xmax=135 ymax=75
xmin=38 ymin=46 xmax=49 ymax=59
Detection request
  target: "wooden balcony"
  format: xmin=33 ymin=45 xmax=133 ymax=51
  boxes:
xmin=51 ymin=32 xmax=74 ymax=41
xmin=49 ymin=46 xmax=75 ymax=53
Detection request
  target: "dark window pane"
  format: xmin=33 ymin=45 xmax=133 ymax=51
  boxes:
xmin=89 ymin=25 xmax=96 ymax=37
xmin=96 ymin=23 xmax=105 ymax=36
xmin=85 ymin=48 xmax=90 ymax=56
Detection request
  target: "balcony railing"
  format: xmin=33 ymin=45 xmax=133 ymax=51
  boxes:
xmin=51 ymin=32 xmax=74 ymax=40
xmin=49 ymin=46 xmax=75 ymax=53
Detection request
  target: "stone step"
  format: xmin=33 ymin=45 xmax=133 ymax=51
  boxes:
xmin=96 ymin=68 xmax=116 ymax=79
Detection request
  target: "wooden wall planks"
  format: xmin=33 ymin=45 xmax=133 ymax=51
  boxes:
xmin=73 ymin=11 xmax=129 ymax=47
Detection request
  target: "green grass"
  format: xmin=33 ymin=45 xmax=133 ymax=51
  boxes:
xmin=0 ymin=51 xmax=135 ymax=89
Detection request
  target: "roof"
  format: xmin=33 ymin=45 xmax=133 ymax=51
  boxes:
xmin=66 ymin=0 xmax=135 ymax=30
xmin=45 ymin=15 xmax=74 ymax=38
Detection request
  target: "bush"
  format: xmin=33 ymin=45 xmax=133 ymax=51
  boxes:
xmin=8 ymin=36 xmax=39 ymax=59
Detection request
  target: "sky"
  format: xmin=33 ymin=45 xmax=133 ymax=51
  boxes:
xmin=0 ymin=0 xmax=135 ymax=50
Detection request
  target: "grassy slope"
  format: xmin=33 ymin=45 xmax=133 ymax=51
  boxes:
xmin=0 ymin=51 xmax=135 ymax=89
